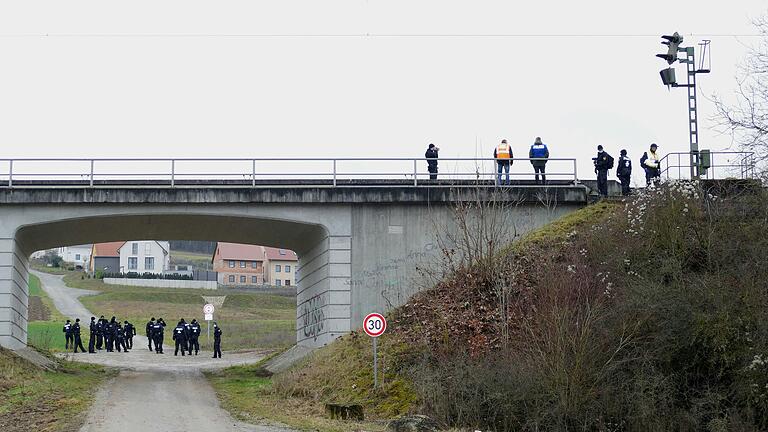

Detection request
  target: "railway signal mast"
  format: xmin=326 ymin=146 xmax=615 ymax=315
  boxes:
xmin=656 ymin=32 xmax=711 ymax=179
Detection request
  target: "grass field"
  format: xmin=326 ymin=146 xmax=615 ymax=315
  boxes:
xmin=62 ymin=273 xmax=296 ymax=351
xmin=26 ymin=274 xmax=68 ymax=353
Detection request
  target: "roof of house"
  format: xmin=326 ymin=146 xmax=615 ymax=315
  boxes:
xmin=117 ymin=240 xmax=170 ymax=255
xmin=92 ymin=241 xmax=124 ymax=257
xmin=215 ymin=243 xmax=266 ymax=261
xmin=263 ymin=246 xmax=298 ymax=262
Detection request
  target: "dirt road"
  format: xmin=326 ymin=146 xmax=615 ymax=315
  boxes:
xmin=32 ymin=271 xmax=291 ymax=432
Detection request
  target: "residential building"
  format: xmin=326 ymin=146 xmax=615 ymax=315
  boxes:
xmin=89 ymin=242 xmax=123 ymax=274
xmin=33 ymin=244 xmax=92 ymax=270
xmin=212 ymin=243 xmax=266 ymax=286
xmin=264 ymin=246 xmax=298 ymax=287
xmin=118 ymin=241 xmax=171 ymax=275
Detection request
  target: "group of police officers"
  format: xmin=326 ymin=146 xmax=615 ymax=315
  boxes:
xmin=63 ymin=315 xmax=223 ymax=358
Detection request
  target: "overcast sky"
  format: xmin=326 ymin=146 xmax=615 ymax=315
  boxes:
xmin=0 ymin=1 xmax=765 ymax=186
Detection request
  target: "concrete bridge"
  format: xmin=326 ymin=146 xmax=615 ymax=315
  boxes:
xmin=0 ymin=158 xmax=595 ymax=350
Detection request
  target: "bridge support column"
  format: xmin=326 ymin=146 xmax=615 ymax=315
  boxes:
xmin=296 ymin=234 xmax=352 ymax=347
xmin=0 ymin=236 xmax=29 ymax=349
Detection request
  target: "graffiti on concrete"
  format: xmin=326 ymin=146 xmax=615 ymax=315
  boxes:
xmin=301 ymin=293 xmax=326 ymax=341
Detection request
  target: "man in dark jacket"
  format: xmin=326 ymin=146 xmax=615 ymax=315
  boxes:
xmin=188 ymin=319 xmax=201 ymax=355
xmin=95 ymin=315 xmax=106 ymax=350
xmin=72 ymin=318 xmax=86 ymax=353
xmin=124 ymin=320 xmax=136 ymax=349
xmin=425 ymin=144 xmax=439 ymax=180
xmin=173 ymin=319 xmax=187 ymax=356
xmin=146 ymin=317 xmax=155 ymax=351
xmin=153 ymin=318 xmax=165 ymax=354
xmin=114 ymin=321 xmax=128 ymax=352
xmin=616 ymin=149 xmax=632 ymax=196
xmin=105 ymin=317 xmax=116 ymax=352
xmin=594 ymin=145 xmax=614 ymax=197
xmin=212 ymin=322 xmax=223 ymax=359
xmin=88 ymin=316 xmax=97 ymax=353
xmin=63 ymin=319 xmax=73 ymax=350
xmin=529 ymin=137 xmax=550 ymax=185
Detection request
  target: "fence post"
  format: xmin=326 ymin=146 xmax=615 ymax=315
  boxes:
xmin=413 ymin=159 xmax=418 ymax=186
xmin=171 ymin=159 xmax=175 ymax=188
xmin=573 ymin=159 xmax=578 ymax=184
xmin=8 ymin=160 xmax=12 ymax=188
xmin=333 ymin=159 xmax=337 ymax=187
xmin=252 ymin=159 xmax=256 ymax=187
xmin=90 ymin=160 xmax=94 ymax=187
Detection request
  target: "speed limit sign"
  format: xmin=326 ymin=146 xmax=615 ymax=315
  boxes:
xmin=363 ymin=313 xmax=387 ymax=338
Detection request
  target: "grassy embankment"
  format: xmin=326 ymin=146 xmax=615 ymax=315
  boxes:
xmin=2 ymin=274 xmax=114 ymax=432
xmin=206 ymin=201 xmax=619 ymax=431
xmin=61 ymin=273 xmax=296 ymax=351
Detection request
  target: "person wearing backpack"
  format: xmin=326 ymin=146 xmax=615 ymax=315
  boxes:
xmin=616 ymin=149 xmax=632 ymax=196
xmin=593 ymin=145 xmax=613 ymax=197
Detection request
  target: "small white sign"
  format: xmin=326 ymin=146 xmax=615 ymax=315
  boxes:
xmin=204 ymin=313 xmax=213 ymax=321
xmin=203 ymin=303 xmax=215 ymax=314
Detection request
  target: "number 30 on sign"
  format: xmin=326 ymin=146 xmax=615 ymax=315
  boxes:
xmin=363 ymin=313 xmax=387 ymax=337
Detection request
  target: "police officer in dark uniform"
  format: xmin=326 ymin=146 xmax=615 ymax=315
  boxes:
xmin=105 ymin=317 xmax=117 ymax=352
xmin=153 ymin=318 xmax=165 ymax=354
xmin=72 ymin=318 xmax=86 ymax=353
xmin=594 ymin=145 xmax=614 ymax=197
xmin=63 ymin=319 xmax=73 ymax=350
xmin=146 ymin=317 xmax=156 ymax=351
xmin=616 ymin=149 xmax=632 ymax=196
xmin=88 ymin=316 xmax=97 ymax=353
xmin=95 ymin=315 xmax=106 ymax=350
xmin=188 ymin=319 xmax=201 ymax=355
xmin=212 ymin=322 xmax=222 ymax=359
xmin=173 ymin=319 xmax=187 ymax=356
xmin=115 ymin=321 xmax=130 ymax=352
xmin=124 ymin=320 xmax=136 ymax=349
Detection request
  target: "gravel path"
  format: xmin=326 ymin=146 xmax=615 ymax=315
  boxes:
xmin=32 ymin=271 xmax=293 ymax=432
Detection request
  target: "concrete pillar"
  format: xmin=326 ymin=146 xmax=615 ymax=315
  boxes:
xmin=296 ymin=234 xmax=352 ymax=347
xmin=0 ymin=236 xmax=29 ymax=349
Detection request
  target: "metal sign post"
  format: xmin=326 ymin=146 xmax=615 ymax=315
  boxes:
xmin=363 ymin=312 xmax=387 ymax=389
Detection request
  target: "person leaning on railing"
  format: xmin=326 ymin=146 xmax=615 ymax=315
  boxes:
xmin=640 ymin=143 xmax=661 ymax=186
xmin=529 ymin=137 xmax=549 ymax=185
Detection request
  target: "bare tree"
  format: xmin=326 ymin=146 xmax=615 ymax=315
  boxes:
xmin=712 ymin=14 xmax=768 ymax=171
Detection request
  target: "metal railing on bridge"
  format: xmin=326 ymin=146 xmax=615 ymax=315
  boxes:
xmin=659 ymin=151 xmax=756 ymax=181
xmin=0 ymin=157 xmax=580 ymax=188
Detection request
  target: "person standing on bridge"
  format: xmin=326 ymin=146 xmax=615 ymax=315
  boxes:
xmin=72 ymin=318 xmax=86 ymax=353
xmin=641 ymin=143 xmax=661 ymax=186
xmin=529 ymin=137 xmax=549 ymax=185
xmin=88 ymin=316 xmax=97 ymax=353
xmin=494 ymin=139 xmax=513 ymax=185
xmin=594 ymin=145 xmax=614 ymax=197
xmin=63 ymin=319 xmax=73 ymax=350
xmin=212 ymin=322 xmax=223 ymax=359
xmin=617 ymin=149 xmax=632 ymax=196
xmin=146 ymin=317 xmax=156 ymax=351
xmin=425 ymin=144 xmax=439 ymax=180
xmin=124 ymin=320 xmax=136 ymax=349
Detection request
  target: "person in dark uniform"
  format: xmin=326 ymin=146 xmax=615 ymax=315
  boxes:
xmin=95 ymin=315 xmax=106 ymax=350
xmin=146 ymin=317 xmax=156 ymax=351
xmin=153 ymin=318 xmax=165 ymax=354
xmin=115 ymin=321 xmax=129 ymax=352
xmin=212 ymin=322 xmax=222 ymax=359
xmin=72 ymin=318 xmax=86 ymax=353
xmin=88 ymin=316 xmax=97 ymax=353
xmin=593 ymin=145 xmax=614 ymax=197
xmin=63 ymin=319 xmax=73 ymax=350
xmin=173 ymin=319 xmax=187 ymax=356
xmin=124 ymin=320 xmax=136 ymax=349
xmin=188 ymin=319 xmax=201 ymax=355
xmin=424 ymin=143 xmax=439 ymax=180
xmin=105 ymin=317 xmax=116 ymax=352
xmin=616 ymin=149 xmax=632 ymax=196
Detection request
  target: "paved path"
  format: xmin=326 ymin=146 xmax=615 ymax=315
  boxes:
xmin=32 ymin=271 xmax=292 ymax=432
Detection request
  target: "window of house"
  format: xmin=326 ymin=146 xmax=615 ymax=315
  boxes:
xmin=240 ymin=261 xmax=246 ymax=268
xmin=251 ymin=261 xmax=258 ymax=269
xmin=275 ymin=279 xmax=282 ymax=286
xmin=228 ymin=275 xmax=235 ymax=283
xmin=285 ymin=280 xmax=291 ymax=286
xmin=285 ymin=265 xmax=291 ymax=273
xmin=75 ymin=254 xmax=81 ymax=261
xmin=240 ymin=275 xmax=246 ymax=283
xmin=145 ymin=257 xmax=155 ymax=270
xmin=128 ymin=257 xmax=138 ymax=270
xmin=275 ymin=264 xmax=282 ymax=273
xmin=132 ymin=243 xmax=138 ymax=254
xmin=145 ymin=243 xmax=151 ymax=254
xmin=279 ymin=249 xmax=286 ymax=256
xmin=228 ymin=260 xmax=235 ymax=268
xmin=251 ymin=276 xmax=257 ymax=284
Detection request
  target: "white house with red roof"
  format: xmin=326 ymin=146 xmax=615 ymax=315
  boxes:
xmin=89 ymin=240 xmax=170 ymax=275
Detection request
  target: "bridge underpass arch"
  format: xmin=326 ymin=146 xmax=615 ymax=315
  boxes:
xmin=1 ymin=207 xmax=353 ymax=350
